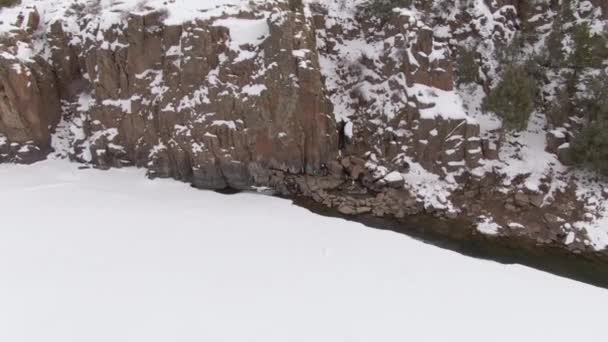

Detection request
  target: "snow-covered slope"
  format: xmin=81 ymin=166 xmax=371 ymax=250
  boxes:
xmin=1 ymin=159 xmax=607 ymax=342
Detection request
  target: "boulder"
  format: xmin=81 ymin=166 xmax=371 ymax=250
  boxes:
xmin=383 ymin=171 xmax=405 ymax=189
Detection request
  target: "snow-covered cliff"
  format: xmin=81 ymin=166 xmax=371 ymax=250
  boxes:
xmin=1 ymin=0 xmax=608 ymax=260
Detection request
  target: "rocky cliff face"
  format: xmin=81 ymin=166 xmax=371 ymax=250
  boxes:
xmin=1 ymin=0 xmax=608 ymax=261
xmin=0 ymin=6 xmax=60 ymax=162
xmin=1 ymin=1 xmax=336 ymax=189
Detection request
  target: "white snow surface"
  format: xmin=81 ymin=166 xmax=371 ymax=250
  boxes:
xmin=1 ymin=159 xmax=608 ymax=342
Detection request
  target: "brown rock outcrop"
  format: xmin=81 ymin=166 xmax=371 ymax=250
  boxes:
xmin=0 ymin=53 xmax=61 ymax=161
xmin=1 ymin=2 xmax=337 ymax=189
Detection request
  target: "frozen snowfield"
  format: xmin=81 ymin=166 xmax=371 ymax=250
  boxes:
xmin=1 ymin=160 xmax=607 ymax=342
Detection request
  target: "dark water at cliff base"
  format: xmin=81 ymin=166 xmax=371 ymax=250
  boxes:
xmin=290 ymin=196 xmax=608 ymax=290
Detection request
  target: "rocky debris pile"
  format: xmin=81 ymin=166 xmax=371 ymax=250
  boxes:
xmin=546 ymin=127 xmax=575 ymax=166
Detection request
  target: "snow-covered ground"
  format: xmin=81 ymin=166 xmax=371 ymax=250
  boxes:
xmin=0 ymin=160 xmax=607 ymax=342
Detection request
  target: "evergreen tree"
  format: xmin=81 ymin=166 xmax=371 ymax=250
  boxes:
xmin=359 ymin=0 xmax=413 ymax=21
xmin=482 ymin=64 xmax=537 ymax=131
xmin=570 ymin=73 xmax=608 ymax=175
xmin=569 ymin=23 xmax=608 ymax=70
xmin=544 ymin=15 xmax=565 ymax=67
xmin=455 ymin=46 xmax=479 ymax=85
xmin=547 ymin=87 xmax=572 ymax=126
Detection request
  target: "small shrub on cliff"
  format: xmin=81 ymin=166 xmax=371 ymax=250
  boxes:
xmin=288 ymin=0 xmax=303 ymax=12
xmin=517 ymin=0 xmax=538 ymax=39
xmin=482 ymin=64 xmax=537 ymax=131
xmin=546 ymin=86 xmax=572 ymax=126
xmin=560 ymin=0 xmax=576 ymax=22
xmin=570 ymin=72 xmax=608 ymax=175
xmin=455 ymin=46 xmax=479 ymax=85
xmin=496 ymin=33 xmax=528 ymax=66
xmin=359 ymin=0 xmax=413 ymax=21
xmin=0 ymin=0 xmax=20 ymax=8
xmin=574 ymin=72 xmax=608 ymax=123
xmin=570 ymin=121 xmax=608 ymax=175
